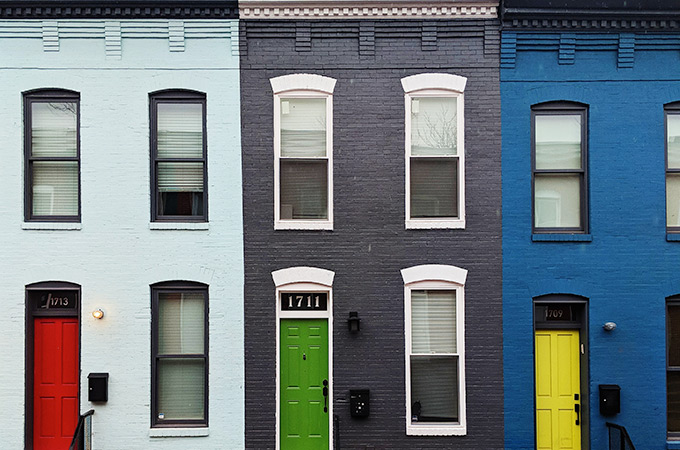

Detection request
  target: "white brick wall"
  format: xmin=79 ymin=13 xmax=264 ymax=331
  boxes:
xmin=0 ymin=20 xmax=244 ymax=449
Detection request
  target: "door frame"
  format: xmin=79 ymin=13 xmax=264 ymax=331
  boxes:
xmin=25 ymin=281 xmax=81 ymax=450
xmin=533 ymin=295 xmax=589 ymax=450
xmin=273 ymin=267 xmax=334 ymax=450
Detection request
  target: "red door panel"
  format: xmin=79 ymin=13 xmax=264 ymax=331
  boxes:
xmin=34 ymin=317 xmax=79 ymax=450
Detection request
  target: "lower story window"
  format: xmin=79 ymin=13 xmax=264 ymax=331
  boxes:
xmin=402 ymin=264 xmax=467 ymax=436
xmin=668 ymin=298 xmax=680 ymax=436
xmin=152 ymin=282 xmax=208 ymax=427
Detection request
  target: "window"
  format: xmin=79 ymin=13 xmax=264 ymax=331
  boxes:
xmin=150 ymin=90 xmax=207 ymax=222
xmin=270 ymin=74 xmax=336 ymax=230
xmin=24 ymin=89 xmax=80 ymax=222
xmin=668 ymin=297 xmax=680 ymax=436
xmin=666 ymin=103 xmax=680 ymax=232
xmin=401 ymin=264 xmax=467 ymax=436
xmin=532 ymin=102 xmax=588 ymax=233
xmin=402 ymin=73 xmax=466 ymax=229
xmin=151 ymin=282 xmax=208 ymax=427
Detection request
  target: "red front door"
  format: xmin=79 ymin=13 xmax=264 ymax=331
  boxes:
xmin=33 ymin=317 xmax=79 ymax=450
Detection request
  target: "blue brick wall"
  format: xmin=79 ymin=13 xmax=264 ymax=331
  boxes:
xmin=502 ymin=35 xmax=680 ymax=450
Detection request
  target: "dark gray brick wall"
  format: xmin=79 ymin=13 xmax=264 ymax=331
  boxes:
xmin=241 ymin=19 xmax=503 ymax=449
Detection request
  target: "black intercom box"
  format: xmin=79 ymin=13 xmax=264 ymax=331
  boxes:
xmin=599 ymin=384 xmax=620 ymax=416
xmin=88 ymin=372 xmax=109 ymax=402
xmin=350 ymin=389 xmax=369 ymax=418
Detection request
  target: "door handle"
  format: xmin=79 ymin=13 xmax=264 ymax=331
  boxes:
xmin=574 ymin=403 xmax=580 ymax=425
xmin=322 ymin=379 xmax=328 ymax=413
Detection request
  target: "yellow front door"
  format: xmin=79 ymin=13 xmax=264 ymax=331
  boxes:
xmin=535 ymin=330 xmax=581 ymax=450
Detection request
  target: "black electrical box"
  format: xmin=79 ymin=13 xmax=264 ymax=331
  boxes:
xmin=88 ymin=373 xmax=109 ymax=402
xmin=599 ymin=384 xmax=620 ymax=416
xmin=350 ymin=389 xmax=369 ymax=418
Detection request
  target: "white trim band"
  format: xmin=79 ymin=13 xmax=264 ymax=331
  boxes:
xmin=401 ymin=264 xmax=468 ymax=286
xmin=272 ymin=266 xmax=335 ymax=287
xmin=270 ymin=74 xmax=337 ymax=95
xmin=401 ymin=73 xmax=468 ymax=94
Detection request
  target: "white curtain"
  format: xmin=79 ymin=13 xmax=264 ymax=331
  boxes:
xmin=535 ymin=114 xmax=582 ymax=170
xmin=281 ymin=98 xmax=326 ymax=157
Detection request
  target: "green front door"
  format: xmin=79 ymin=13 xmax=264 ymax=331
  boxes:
xmin=280 ymin=319 xmax=329 ymax=450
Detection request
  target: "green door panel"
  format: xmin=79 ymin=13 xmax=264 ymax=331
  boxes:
xmin=281 ymin=319 xmax=329 ymax=450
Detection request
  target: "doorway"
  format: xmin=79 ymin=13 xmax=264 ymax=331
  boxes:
xmin=26 ymin=283 xmax=80 ymax=450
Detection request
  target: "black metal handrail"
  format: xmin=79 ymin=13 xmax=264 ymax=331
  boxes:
xmin=69 ymin=409 xmax=94 ymax=450
xmin=606 ymin=422 xmax=636 ymax=450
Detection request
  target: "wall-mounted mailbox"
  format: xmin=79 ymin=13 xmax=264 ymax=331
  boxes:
xmin=350 ymin=389 xmax=369 ymax=418
xmin=88 ymin=373 xmax=109 ymax=402
xmin=599 ymin=384 xmax=620 ymax=416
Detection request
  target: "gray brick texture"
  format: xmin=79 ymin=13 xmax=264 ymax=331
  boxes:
xmin=240 ymin=18 xmax=503 ymax=450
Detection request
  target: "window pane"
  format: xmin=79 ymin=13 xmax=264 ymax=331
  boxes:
xmin=535 ymin=115 xmax=582 ymax=170
xmin=280 ymin=160 xmax=328 ymax=220
xmin=669 ymin=114 xmax=680 ymax=169
xmin=411 ymin=355 xmax=458 ymax=422
xmin=157 ymin=162 xmax=204 ymax=216
xmin=157 ymin=103 xmax=203 ymax=159
xmin=534 ymin=174 xmax=581 ymax=228
xmin=32 ymin=161 xmax=78 ymax=216
xmin=411 ymin=290 xmax=456 ymax=354
xmin=281 ymin=98 xmax=326 ymax=158
xmin=159 ymin=292 xmax=204 ymax=355
xmin=668 ymin=175 xmax=680 ymax=227
xmin=157 ymin=358 xmax=205 ymax=420
xmin=31 ymin=102 xmax=77 ymax=157
xmin=669 ymin=305 xmax=680 ymax=367
xmin=410 ymin=158 xmax=457 ymax=218
xmin=411 ymin=97 xmax=457 ymax=156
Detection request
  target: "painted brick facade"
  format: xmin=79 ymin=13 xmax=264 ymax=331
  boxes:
xmin=502 ymin=29 xmax=680 ymax=450
xmin=241 ymin=18 xmax=503 ymax=449
xmin=0 ymin=20 xmax=244 ymax=449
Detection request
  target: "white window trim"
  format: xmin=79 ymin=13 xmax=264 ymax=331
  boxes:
xmin=272 ymin=266 xmax=334 ymax=450
xmin=402 ymin=73 xmax=467 ymax=229
xmin=271 ymin=74 xmax=336 ymax=230
xmin=401 ymin=264 xmax=467 ymax=436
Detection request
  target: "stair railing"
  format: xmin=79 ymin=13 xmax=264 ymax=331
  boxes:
xmin=606 ymin=422 xmax=636 ymax=450
xmin=69 ymin=409 xmax=94 ymax=450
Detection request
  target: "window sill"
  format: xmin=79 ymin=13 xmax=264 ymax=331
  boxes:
xmin=667 ymin=234 xmax=680 ymax=242
xmin=406 ymin=423 xmax=466 ymax=436
xmin=149 ymin=428 xmax=209 ymax=438
xmin=275 ymin=220 xmax=333 ymax=231
xmin=532 ymin=234 xmax=592 ymax=242
xmin=22 ymin=222 xmax=82 ymax=231
xmin=406 ymin=218 xmax=465 ymax=230
xmin=149 ymin=222 xmax=209 ymax=231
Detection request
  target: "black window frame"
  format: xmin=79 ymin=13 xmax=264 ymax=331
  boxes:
xmin=150 ymin=90 xmax=208 ymax=222
xmin=666 ymin=102 xmax=680 ymax=233
xmin=531 ymin=101 xmax=589 ymax=234
xmin=668 ymin=297 xmax=680 ymax=437
xmin=24 ymin=89 xmax=81 ymax=222
xmin=151 ymin=281 xmax=209 ymax=428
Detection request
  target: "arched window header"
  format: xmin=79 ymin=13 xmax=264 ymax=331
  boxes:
xmin=532 ymin=100 xmax=588 ymax=110
xmin=272 ymin=266 xmax=335 ymax=288
xmin=149 ymin=89 xmax=206 ymax=99
xmin=401 ymin=264 xmax=468 ymax=286
xmin=401 ymin=73 xmax=467 ymax=94
xmin=270 ymin=74 xmax=337 ymax=95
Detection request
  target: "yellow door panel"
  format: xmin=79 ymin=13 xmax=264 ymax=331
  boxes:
xmin=535 ymin=330 xmax=581 ymax=450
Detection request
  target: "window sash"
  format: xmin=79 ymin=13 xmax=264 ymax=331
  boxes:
xmin=667 ymin=111 xmax=680 ymax=231
xmin=532 ymin=107 xmax=587 ymax=233
xmin=275 ymin=93 xmax=332 ymax=226
xmin=152 ymin=286 xmax=208 ymax=427
xmin=25 ymin=95 xmax=80 ymax=222
xmin=151 ymin=95 xmax=207 ymax=222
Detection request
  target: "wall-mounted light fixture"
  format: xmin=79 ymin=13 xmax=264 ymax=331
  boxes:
xmin=603 ymin=321 xmax=616 ymax=331
xmin=348 ymin=311 xmax=361 ymax=333
xmin=92 ymin=309 xmax=105 ymax=320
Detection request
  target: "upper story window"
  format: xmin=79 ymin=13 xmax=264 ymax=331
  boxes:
xmin=401 ymin=74 xmax=467 ymax=229
xmin=666 ymin=103 xmax=680 ymax=232
xmin=532 ymin=102 xmax=588 ymax=233
xmin=151 ymin=281 xmax=208 ymax=428
xmin=401 ymin=264 xmax=467 ymax=436
xmin=150 ymin=90 xmax=207 ymax=222
xmin=24 ymin=89 xmax=80 ymax=222
xmin=270 ymin=74 xmax=336 ymax=230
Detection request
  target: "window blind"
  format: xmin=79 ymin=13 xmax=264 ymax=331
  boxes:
xmin=281 ymin=98 xmax=326 ymax=157
xmin=157 ymin=103 xmax=203 ymax=159
xmin=410 ymin=159 xmax=457 ymax=218
xmin=157 ymin=358 xmax=205 ymax=420
xmin=32 ymin=161 xmax=78 ymax=216
xmin=157 ymin=162 xmax=204 ymax=193
xmin=31 ymin=102 xmax=77 ymax=158
xmin=280 ymin=160 xmax=328 ymax=219
xmin=158 ymin=292 xmax=204 ymax=354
